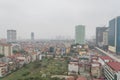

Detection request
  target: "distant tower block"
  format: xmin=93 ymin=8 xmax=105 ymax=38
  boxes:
xmin=31 ymin=32 xmax=34 ymax=40
xmin=75 ymin=25 xmax=85 ymax=44
xmin=7 ymin=30 xmax=17 ymax=43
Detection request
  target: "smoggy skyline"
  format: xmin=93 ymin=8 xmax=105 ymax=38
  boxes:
xmin=0 ymin=0 xmax=120 ymax=39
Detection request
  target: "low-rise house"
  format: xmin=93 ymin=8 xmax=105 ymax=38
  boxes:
xmin=66 ymin=47 xmax=70 ymax=54
xmin=17 ymin=57 xmax=26 ymax=68
xmin=79 ymin=62 xmax=85 ymax=73
xmin=98 ymin=56 xmax=114 ymax=78
xmin=0 ymin=62 xmax=8 ymax=77
xmin=104 ymin=62 xmax=120 ymax=80
xmin=70 ymin=57 xmax=79 ymax=62
xmin=24 ymin=46 xmax=34 ymax=54
xmin=93 ymin=79 xmax=101 ymax=80
xmin=76 ymin=76 xmax=87 ymax=80
xmin=79 ymin=50 xmax=87 ymax=56
xmin=98 ymin=56 xmax=113 ymax=66
xmin=66 ymin=76 xmax=75 ymax=80
xmin=11 ymin=43 xmax=21 ymax=52
xmin=8 ymin=61 xmax=17 ymax=72
xmin=65 ymin=75 xmax=87 ymax=80
xmin=91 ymin=62 xmax=101 ymax=78
xmin=91 ymin=55 xmax=99 ymax=62
xmin=46 ymin=53 xmax=54 ymax=58
xmin=38 ymin=54 xmax=42 ymax=60
xmin=56 ymin=47 xmax=61 ymax=55
xmin=61 ymin=47 xmax=66 ymax=55
xmin=7 ymin=56 xmax=18 ymax=72
xmin=79 ymin=61 xmax=90 ymax=73
xmin=7 ymin=53 xmax=31 ymax=70
xmin=0 ymin=57 xmax=11 ymax=63
xmin=31 ymin=52 xmax=37 ymax=62
xmin=25 ymin=55 xmax=31 ymax=64
xmin=36 ymin=51 xmax=42 ymax=60
xmin=91 ymin=57 xmax=98 ymax=62
xmin=68 ymin=62 xmax=79 ymax=75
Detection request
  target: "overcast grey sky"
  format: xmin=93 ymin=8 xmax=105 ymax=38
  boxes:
xmin=0 ymin=0 xmax=120 ymax=39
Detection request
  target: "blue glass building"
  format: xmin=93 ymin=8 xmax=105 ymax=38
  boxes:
xmin=108 ymin=16 xmax=120 ymax=55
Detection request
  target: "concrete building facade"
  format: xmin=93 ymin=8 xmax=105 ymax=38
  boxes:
xmin=103 ymin=31 xmax=108 ymax=46
xmin=0 ymin=44 xmax=12 ymax=56
xmin=7 ymin=30 xmax=16 ymax=43
xmin=96 ymin=27 xmax=108 ymax=47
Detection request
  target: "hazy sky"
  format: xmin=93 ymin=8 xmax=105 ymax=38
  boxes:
xmin=0 ymin=0 xmax=120 ymax=39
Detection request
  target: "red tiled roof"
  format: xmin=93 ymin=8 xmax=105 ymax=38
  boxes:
xmin=67 ymin=76 xmax=75 ymax=80
xmin=77 ymin=76 xmax=87 ymax=80
xmin=8 ymin=54 xmax=23 ymax=58
xmin=0 ymin=43 xmax=11 ymax=46
xmin=0 ymin=62 xmax=7 ymax=67
xmin=100 ymin=56 xmax=113 ymax=61
xmin=107 ymin=62 xmax=120 ymax=72
xmin=32 ymin=52 xmax=37 ymax=54
xmin=93 ymin=79 xmax=101 ymax=80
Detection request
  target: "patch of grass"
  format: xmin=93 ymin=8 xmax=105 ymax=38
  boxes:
xmin=22 ymin=71 xmax=30 ymax=76
xmin=2 ymin=58 xmax=68 ymax=80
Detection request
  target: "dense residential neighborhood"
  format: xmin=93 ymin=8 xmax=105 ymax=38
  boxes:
xmin=1 ymin=22 xmax=120 ymax=80
xmin=0 ymin=39 xmax=119 ymax=80
xmin=1 ymin=1 xmax=120 ymax=79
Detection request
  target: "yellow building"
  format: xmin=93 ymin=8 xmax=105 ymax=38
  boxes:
xmin=66 ymin=47 xmax=70 ymax=54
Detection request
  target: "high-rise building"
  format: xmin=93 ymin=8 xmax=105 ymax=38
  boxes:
xmin=75 ymin=25 xmax=85 ymax=44
xmin=31 ymin=32 xmax=34 ymax=40
xmin=108 ymin=16 xmax=120 ymax=55
xmin=0 ymin=43 xmax=12 ymax=56
xmin=96 ymin=27 xmax=108 ymax=47
xmin=7 ymin=30 xmax=16 ymax=43
xmin=103 ymin=30 xmax=108 ymax=46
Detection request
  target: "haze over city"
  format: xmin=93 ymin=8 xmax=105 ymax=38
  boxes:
xmin=1 ymin=0 xmax=120 ymax=80
xmin=0 ymin=0 xmax=120 ymax=39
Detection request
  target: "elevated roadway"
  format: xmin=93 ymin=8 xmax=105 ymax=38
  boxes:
xmin=95 ymin=47 xmax=120 ymax=62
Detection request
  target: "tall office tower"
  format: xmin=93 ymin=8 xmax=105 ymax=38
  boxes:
xmin=75 ymin=25 xmax=85 ymax=44
xmin=7 ymin=30 xmax=16 ymax=43
xmin=108 ymin=16 xmax=120 ymax=55
xmin=31 ymin=32 xmax=34 ymax=40
xmin=103 ymin=30 xmax=108 ymax=46
xmin=96 ymin=27 xmax=108 ymax=47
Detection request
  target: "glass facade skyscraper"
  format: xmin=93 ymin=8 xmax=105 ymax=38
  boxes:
xmin=108 ymin=16 xmax=120 ymax=55
xmin=108 ymin=19 xmax=115 ymax=47
xmin=75 ymin=25 xmax=85 ymax=44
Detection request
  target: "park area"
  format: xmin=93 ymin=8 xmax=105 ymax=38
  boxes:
xmin=2 ymin=58 xmax=68 ymax=80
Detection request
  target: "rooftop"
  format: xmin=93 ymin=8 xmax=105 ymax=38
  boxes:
xmin=66 ymin=76 xmax=75 ymax=80
xmin=107 ymin=62 xmax=120 ymax=72
xmin=0 ymin=43 xmax=11 ymax=46
xmin=100 ymin=56 xmax=113 ymax=61
xmin=76 ymin=76 xmax=87 ymax=80
xmin=0 ymin=62 xmax=7 ymax=67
